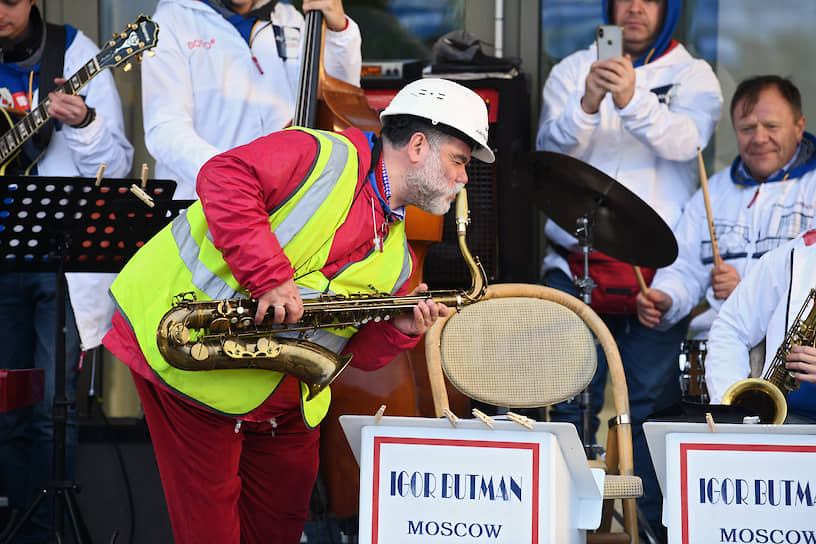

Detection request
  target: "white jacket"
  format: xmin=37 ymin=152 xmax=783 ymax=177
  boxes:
xmin=652 ymin=144 xmax=816 ymax=337
xmin=537 ymin=42 xmax=722 ymax=277
xmin=141 ymin=0 xmax=362 ymax=200
xmin=36 ymin=29 xmax=134 ymax=350
xmin=705 ymin=231 xmax=816 ymax=406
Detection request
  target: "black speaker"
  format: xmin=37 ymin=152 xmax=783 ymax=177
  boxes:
xmin=363 ymin=73 xmax=537 ymax=288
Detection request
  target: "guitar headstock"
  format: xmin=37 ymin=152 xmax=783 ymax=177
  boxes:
xmin=97 ymin=14 xmax=159 ymax=71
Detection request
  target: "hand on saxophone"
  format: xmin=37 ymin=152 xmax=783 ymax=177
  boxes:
xmin=786 ymin=345 xmax=816 ymax=384
xmin=636 ymin=288 xmax=672 ymax=328
xmin=255 ymin=278 xmax=304 ymax=325
xmin=392 ymin=283 xmax=452 ymax=337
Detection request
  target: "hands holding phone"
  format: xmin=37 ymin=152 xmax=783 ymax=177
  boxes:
xmin=581 ymin=25 xmax=636 ymax=113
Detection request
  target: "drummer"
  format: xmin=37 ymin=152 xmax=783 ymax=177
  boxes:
xmin=536 ymin=0 xmax=722 ymax=538
xmin=638 ymin=76 xmax=816 ymax=346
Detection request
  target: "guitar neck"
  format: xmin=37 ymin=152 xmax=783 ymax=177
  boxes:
xmin=0 ymin=55 xmax=101 ymax=164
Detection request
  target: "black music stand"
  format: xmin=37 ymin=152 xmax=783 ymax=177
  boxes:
xmin=0 ymin=176 xmax=190 ymax=544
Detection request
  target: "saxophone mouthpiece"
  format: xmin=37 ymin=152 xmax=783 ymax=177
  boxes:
xmin=456 ymin=188 xmax=469 ymax=234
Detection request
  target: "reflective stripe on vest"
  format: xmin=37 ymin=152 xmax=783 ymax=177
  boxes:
xmin=110 ymin=128 xmax=412 ymax=428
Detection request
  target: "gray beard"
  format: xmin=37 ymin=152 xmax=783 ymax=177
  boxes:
xmin=403 ymin=151 xmax=464 ymax=215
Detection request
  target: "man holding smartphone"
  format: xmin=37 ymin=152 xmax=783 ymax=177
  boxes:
xmin=536 ymin=0 xmax=723 ymax=541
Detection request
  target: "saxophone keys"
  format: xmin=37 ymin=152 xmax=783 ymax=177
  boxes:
xmin=240 ymin=317 xmax=254 ymax=328
xmin=169 ymin=323 xmax=190 ymax=345
xmin=191 ymin=342 xmax=209 ymax=361
xmin=223 ymin=339 xmax=239 ymax=356
xmin=256 ymin=337 xmax=282 ymax=357
xmin=209 ymin=317 xmax=230 ymax=333
xmin=217 ymin=300 xmax=232 ymax=315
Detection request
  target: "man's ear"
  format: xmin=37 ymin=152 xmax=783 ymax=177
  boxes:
xmin=407 ymin=132 xmax=427 ymax=164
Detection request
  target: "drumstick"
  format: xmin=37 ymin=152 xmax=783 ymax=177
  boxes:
xmin=697 ymin=149 xmax=722 ymax=267
xmin=633 ymin=265 xmax=648 ymax=297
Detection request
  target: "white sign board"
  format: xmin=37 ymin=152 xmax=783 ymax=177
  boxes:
xmin=663 ymin=431 xmax=816 ymax=544
xmin=346 ymin=417 xmax=603 ymax=544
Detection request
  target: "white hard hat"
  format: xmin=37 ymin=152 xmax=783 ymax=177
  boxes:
xmin=380 ymin=78 xmax=495 ymax=163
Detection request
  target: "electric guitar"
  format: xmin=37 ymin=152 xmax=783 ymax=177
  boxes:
xmin=0 ymin=14 xmax=159 ymax=175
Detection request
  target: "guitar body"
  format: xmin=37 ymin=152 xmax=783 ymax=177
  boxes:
xmin=0 ymin=108 xmax=45 ymax=175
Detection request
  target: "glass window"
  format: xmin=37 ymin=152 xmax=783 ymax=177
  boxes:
xmin=706 ymin=0 xmax=816 ymax=171
xmin=299 ymin=0 xmax=464 ymax=61
xmin=100 ymin=0 xmax=160 ymax=178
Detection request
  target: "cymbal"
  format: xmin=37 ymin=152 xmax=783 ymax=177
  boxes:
xmin=521 ymin=151 xmax=678 ymax=268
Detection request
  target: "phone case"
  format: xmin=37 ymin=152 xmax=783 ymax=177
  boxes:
xmin=596 ymin=25 xmax=623 ymax=60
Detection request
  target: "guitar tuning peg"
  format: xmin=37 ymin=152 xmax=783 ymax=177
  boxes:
xmin=120 ymin=32 xmax=127 ymax=38
xmin=137 ymin=55 xmax=143 ymax=64
xmin=123 ymin=63 xmax=133 ymax=72
xmin=108 ymin=40 xmax=116 ymax=46
xmin=147 ymin=50 xmax=156 ymax=57
xmin=139 ymin=42 xmax=145 ymax=48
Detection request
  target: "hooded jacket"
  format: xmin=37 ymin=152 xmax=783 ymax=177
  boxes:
xmin=537 ymin=0 xmax=723 ymax=281
xmin=141 ymin=0 xmax=362 ymax=200
xmin=602 ymin=0 xmax=680 ymax=67
xmin=652 ymin=134 xmax=816 ymax=336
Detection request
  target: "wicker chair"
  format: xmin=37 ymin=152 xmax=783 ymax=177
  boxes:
xmin=425 ymin=283 xmax=643 ymax=543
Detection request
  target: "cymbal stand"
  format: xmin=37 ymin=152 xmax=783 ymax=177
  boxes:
xmin=573 ymin=213 xmax=596 ymax=305
xmin=572 ymin=211 xmax=603 ymax=458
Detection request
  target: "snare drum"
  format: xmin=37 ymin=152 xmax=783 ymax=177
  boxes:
xmin=678 ymin=340 xmax=709 ymax=403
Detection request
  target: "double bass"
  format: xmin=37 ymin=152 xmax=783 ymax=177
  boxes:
xmin=291 ymin=8 xmax=470 ymax=524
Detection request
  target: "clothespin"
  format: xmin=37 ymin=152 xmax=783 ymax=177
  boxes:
xmin=472 ymin=408 xmax=494 ymax=430
xmin=374 ymin=404 xmax=386 ymax=425
xmin=507 ymin=411 xmax=535 ymax=430
xmin=130 ymin=184 xmax=155 ymax=208
xmin=95 ymin=162 xmax=105 ymax=187
xmin=443 ymin=408 xmax=459 ymax=428
xmin=705 ymin=412 xmax=716 ymax=433
xmin=140 ymin=163 xmax=149 ymax=189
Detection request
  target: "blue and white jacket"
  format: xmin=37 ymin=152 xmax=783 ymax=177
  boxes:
xmin=652 ymin=134 xmax=816 ymax=336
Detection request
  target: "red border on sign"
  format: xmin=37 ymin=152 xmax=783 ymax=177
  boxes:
xmin=678 ymin=442 xmax=816 ymax=544
xmin=371 ymin=437 xmax=539 ymax=543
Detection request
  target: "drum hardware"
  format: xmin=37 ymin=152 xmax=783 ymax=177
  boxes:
xmin=574 ymin=213 xmax=597 ymax=304
xmin=678 ymin=340 xmax=709 ymax=404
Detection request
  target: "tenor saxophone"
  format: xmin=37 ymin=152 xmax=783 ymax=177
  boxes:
xmin=156 ymin=189 xmax=487 ymax=400
xmin=722 ymin=288 xmax=816 ymax=423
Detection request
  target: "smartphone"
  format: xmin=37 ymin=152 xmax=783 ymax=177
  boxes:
xmin=596 ymin=24 xmax=623 ymax=60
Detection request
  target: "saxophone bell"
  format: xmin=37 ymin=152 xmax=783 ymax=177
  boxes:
xmin=722 ymin=288 xmax=816 ymax=424
xmin=720 ymin=378 xmax=787 ymax=424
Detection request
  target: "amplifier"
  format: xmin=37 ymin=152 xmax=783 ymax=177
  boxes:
xmin=361 ymin=59 xmax=424 ymax=88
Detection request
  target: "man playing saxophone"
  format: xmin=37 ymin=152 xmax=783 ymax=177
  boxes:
xmin=705 ymin=229 xmax=816 ymax=424
xmin=102 ymin=78 xmax=494 ymax=544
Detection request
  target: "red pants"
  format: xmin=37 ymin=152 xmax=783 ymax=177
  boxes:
xmin=132 ymin=371 xmax=320 ymax=544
